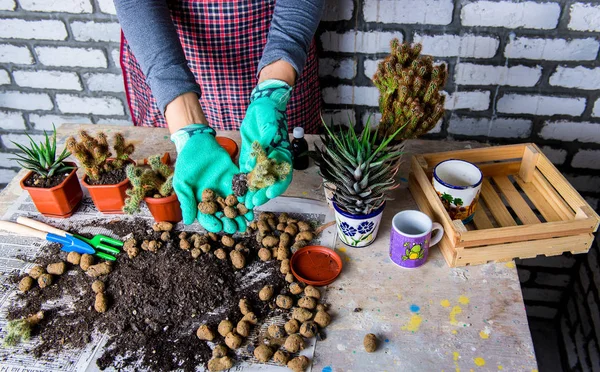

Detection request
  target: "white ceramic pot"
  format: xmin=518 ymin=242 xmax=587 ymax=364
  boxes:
xmin=333 ymin=202 xmax=385 ymax=248
xmin=432 ymin=159 xmax=483 ymax=223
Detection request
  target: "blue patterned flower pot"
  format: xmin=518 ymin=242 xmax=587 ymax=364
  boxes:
xmin=333 ymin=202 xmax=385 ymax=248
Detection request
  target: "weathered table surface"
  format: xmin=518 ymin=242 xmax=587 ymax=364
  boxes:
xmin=0 ymin=124 xmax=538 ymax=372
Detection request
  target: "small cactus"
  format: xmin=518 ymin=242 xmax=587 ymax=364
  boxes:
xmin=372 ymin=39 xmax=447 ymax=141
xmin=246 ymin=142 xmax=291 ymax=191
xmin=3 ymin=311 xmax=44 ymax=347
xmin=123 ymin=155 xmax=174 ymax=214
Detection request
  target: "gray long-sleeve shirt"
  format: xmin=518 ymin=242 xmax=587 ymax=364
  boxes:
xmin=114 ymin=0 xmax=324 ymax=114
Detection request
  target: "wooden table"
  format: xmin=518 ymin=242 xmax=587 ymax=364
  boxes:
xmin=0 ymin=124 xmax=538 ymax=372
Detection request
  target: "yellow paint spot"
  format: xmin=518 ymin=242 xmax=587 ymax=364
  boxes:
xmin=338 ymin=247 xmax=347 ymax=253
xmin=449 ymin=306 xmax=462 ymax=325
xmin=345 ymin=256 xmax=351 ymax=262
xmin=401 ymin=314 xmax=422 ymax=332
xmin=397 ymin=294 xmax=403 ymax=300
xmin=302 ymin=191 xmax=308 ymax=196
xmin=470 ymin=369 xmax=474 ymax=372
xmin=498 ymin=366 xmax=503 ymax=370
xmin=531 ymin=370 xmax=538 ymax=372
xmin=458 ymin=295 xmax=470 ymax=305
xmin=505 ymin=261 xmax=515 ymax=268
xmin=474 ymin=357 xmax=485 ymax=367
xmin=440 ymin=299 xmax=451 ymax=307
xmin=453 ymin=352 xmax=461 ymax=372
xmin=479 ymin=331 xmax=489 ymax=339
xmin=452 ymin=330 xmax=458 ymax=334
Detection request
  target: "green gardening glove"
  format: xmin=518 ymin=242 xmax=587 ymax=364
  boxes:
xmin=171 ymin=124 xmax=251 ymax=233
xmin=239 ymin=79 xmax=293 ymax=210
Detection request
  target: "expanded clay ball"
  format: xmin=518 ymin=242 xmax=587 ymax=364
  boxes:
xmin=160 ymin=231 xmax=170 ymax=242
xmin=179 ymin=232 xmax=188 ymax=240
xmin=208 ymin=232 xmax=219 ymax=242
xmin=212 ymin=344 xmax=228 ymax=358
xmin=259 ymin=211 xmax=274 ymax=221
xmin=202 ymin=189 xmax=216 ymax=202
xmin=221 ymin=235 xmax=235 ymax=248
xmin=214 ymin=248 xmax=227 ymax=260
xmin=284 ymin=224 xmax=298 ymax=236
xmin=268 ymin=324 xmax=286 ymax=339
xmin=199 ymin=201 xmax=219 ymax=215
xmin=287 ymin=356 xmax=310 ymax=372
xmin=257 ymin=220 xmax=270 ymax=234
xmin=230 ymin=250 xmax=246 ymax=269
xmin=225 ymin=332 xmax=242 ymax=349
xmin=291 ymin=241 xmax=307 ymax=254
xmin=290 ymin=282 xmax=303 ymax=295
xmin=95 ymin=292 xmax=108 ymax=313
xmin=276 ymin=295 xmax=293 ymax=309
xmin=298 ymin=296 xmax=316 ymax=310
xmin=262 ymin=235 xmax=279 ymax=248
xmin=364 ymin=333 xmax=378 ymax=352
xmin=295 ymin=231 xmax=314 ymax=242
xmin=239 ymin=298 xmax=251 ymax=315
xmin=242 ymin=312 xmax=258 ymax=325
xmin=86 ymin=262 xmax=112 ymax=277
xmin=200 ymin=244 xmax=212 ymax=253
xmin=259 ymin=285 xmax=274 ymax=301
xmin=66 ymin=251 xmax=81 ymax=265
xmin=29 ymin=265 xmax=45 ymax=280
xmin=258 ymin=248 xmax=271 ymax=261
xmin=285 ymin=319 xmax=300 ymax=334
xmin=278 ymin=212 xmax=289 ymax=224
xmin=234 ymin=242 xmax=246 ymax=251
xmin=271 ymin=247 xmax=279 ymax=260
xmin=153 ymin=221 xmax=173 ymax=231
xmin=277 ymin=246 xmax=289 ymax=260
xmin=223 ymin=206 xmax=238 ymax=219
xmin=292 ymin=308 xmax=313 ymax=322
xmin=277 ymin=223 xmax=286 ymax=231
xmin=316 ymin=304 xmax=328 ymax=312
xmin=123 ymin=239 xmax=139 ymax=259
xmin=197 ymin=324 xmax=215 ymax=341
xmin=298 ymin=221 xmax=311 ymax=232
xmin=225 ymin=195 xmax=237 ymax=207
xmin=237 ymin=203 xmax=248 ymax=215
xmin=254 ymin=345 xmax=273 ymax=363
xmin=46 ymin=262 xmax=66 ymax=275
xmin=300 ymin=321 xmax=318 ymax=338
xmin=216 ymin=196 xmax=227 ymax=210
xmin=91 ymin=280 xmax=105 ymax=294
xmin=267 ymin=218 xmax=277 ymax=231
xmin=147 ymin=240 xmax=161 ymax=252
xmin=274 ymin=350 xmax=289 ymax=365
xmin=180 ymin=239 xmax=191 ymax=250
xmin=279 ymin=232 xmax=291 ymax=249
xmin=80 ymin=254 xmax=94 ymax=271
xmin=208 ymin=356 xmax=233 ymax=372
xmin=191 ymin=248 xmax=202 ymax=259
xmin=314 ymin=310 xmax=331 ymax=328
xmin=38 ymin=273 xmax=53 ymax=288
xmin=218 ymin=320 xmax=234 ymax=337
xmin=236 ymin=320 xmax=251 ymax=337
xmin=284 ymin=334 xmax=305 ymax=353
xmin=304 ymin=286 xmax=321 ymax=299
xmin=18 ymin=276 xmax=34 ymax=292
xmin=285 ymin=273 xmax=295 ymax=283
xmin=280 ymin=259 xmax=290 ymax=274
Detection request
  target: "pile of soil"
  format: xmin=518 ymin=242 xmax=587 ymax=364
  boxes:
xmin=23 ymin=173 xmax=69 ymax=188
xmin=6 ymin=218 xmax=288 ymax=371
xmin=86 ymin=167 xmax=127 ymax=186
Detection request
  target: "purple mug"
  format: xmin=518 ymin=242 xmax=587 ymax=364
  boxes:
xmin=389 ymin=210 xmax=444 ymax=269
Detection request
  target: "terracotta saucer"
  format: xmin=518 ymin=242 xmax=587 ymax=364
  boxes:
xmin=290 ymin=246 xmax=342 ymax=286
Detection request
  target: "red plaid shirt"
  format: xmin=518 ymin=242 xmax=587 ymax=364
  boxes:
xmin=120 ymin=0 xmax=322 ymax=133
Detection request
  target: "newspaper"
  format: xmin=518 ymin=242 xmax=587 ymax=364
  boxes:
xmin=0 ymin=192 xmax=336 ymax=372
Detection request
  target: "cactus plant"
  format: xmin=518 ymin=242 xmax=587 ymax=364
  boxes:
xmin=3 ymin=311 xmax=44 ymax=347
xmin=123 ymin=155 xmax=174 ymax=214
xmin=372 ymin=39 xmax=447 ymax=141
xmin=246 ymin=141 xmax=291 ymax=191
xmin=66 ymin=131 xmax=134 ymax=181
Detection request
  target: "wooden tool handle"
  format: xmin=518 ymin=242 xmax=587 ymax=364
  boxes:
xmin=16 ymin=216 xmax=68 ymax=237
xmin=0 ymin=221 xmax=47 ymax=239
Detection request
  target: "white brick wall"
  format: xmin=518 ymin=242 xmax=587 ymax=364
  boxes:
xmin=0 ymin=153 xmax=20 ymax=169
xmin=363 ymin=0 xmax=453 ymax=25
xmin=549 ymin=66 xmax=600 ymax=90
xmin=448 ymin=116 xmax=532 ymax=138
xmin=35 ymin=46 xmax=107 ymax=68
xmin=540 ymin=146 xmax=567 ymax=165
xmin=572 ymin=150 xmax=600 ymax=170
xmin=505 ymin=37 xmax=600 ymax=61
xmin=0 ymin=19 xmax=67 ymax=41
xmin=461 ymin=1 xmax=560 ymax=29
xmin=0 ymin=111 xmax=26 ymax=130
xmin=13 ymin=70 xmax=82 ymax=90
xmin=0 ymin=44 xmax=33 ymax=64
xmin=540 ymin=121 xmax=600 ymax=143
xmin=568 ymin=3 xmax=600 ymax=32
xmin=321 ymin=31 xmax=403 ymax=53
xmin=413 ymin=33 xmax=499 ymax=58
xmin=110 ymin=48 xmax=120 ymax=67
xmin=322 ymin=109 xmax=357 ymax=126
xmin=321 ymin=0 xmax=353 ymax=21
xmin=3 ymin=134 xmax=46 ymax=149
xmin=0 ymin=68 xmax=9 ymax=85
xmin=566 ymin=175 xmax=600 ymax=193
xmin=29 ymin=114 xmax=93 ymax=131
xmin=318 ymin=59 xmax=356 ymax=79
xmin=56 ymin=95 xmax=124 ymax=115
xmin=0 ymin=91 xmax=53 ymax=111
xmin=322 ymin=85 xmax=379 ymax=106
xmin=83 ymin=72 xmax=124 ymax=92
xmin=0 ymin=169 xmax=18 ymax=184
xmin=593 ymin=99 xmax=600 ymax=118
xmin=19 ymin=0 xmax=92 ymax=13
xmin=0 ymin=0 xmax=15 ymax=11
xmin=97 ymin=0 xmax=117 ymax=15
xmin=497 ymin=94 xmax=586 ymax=116
xmin=71 ymin=21 xmax=121 ymax=43
xmin=443 ymin=90 xmax=490 ymax=111
xmin=455 ymin=63 xmax=542 ymax=87
xmin=363 ymin=59 xmax=381 ymax=80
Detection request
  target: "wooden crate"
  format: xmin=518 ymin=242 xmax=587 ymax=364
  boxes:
xmin=408 ymin=143 xmax=600 ymax=267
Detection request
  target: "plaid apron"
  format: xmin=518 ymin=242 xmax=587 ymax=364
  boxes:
xmin=120 ymin=0 xmax=322 ymax=133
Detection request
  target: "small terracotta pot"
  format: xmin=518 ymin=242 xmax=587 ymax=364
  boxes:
xmin=216 ymin=137 xmax=239 ymax=160
xmin=20 ymin=162 xmax=83 ymax=218
xmin=81 ymin=160 xmax=133 ymax=214
xmin=145 ymin=193 xmax=182 ymax=223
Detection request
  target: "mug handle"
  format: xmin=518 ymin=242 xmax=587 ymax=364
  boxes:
xmin=430 ymin=222 xmax=444 ymax=246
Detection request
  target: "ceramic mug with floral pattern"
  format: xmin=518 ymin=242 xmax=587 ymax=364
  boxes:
xmin=333 ymin=202 xmax=385 ymax=248
xmin=433 ymin=159 xmax=483 ymax=223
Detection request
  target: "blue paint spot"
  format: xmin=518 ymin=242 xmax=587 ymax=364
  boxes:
xmin=409 ymin=304 xmax=420 ymax=313
xmin=400 ymin=177 xmax=408 ymax=183
xmin=384 ymin=338 xmax=389 ymax=343
xmin=322 ymin=367 xmax=333 ymax=372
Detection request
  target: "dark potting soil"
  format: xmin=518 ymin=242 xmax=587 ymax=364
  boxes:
xmin=7 ymin=218 xmax=287 ymax=371
xmin=23 ymin=173 xmax=68 ymax=188
xmin=86 ymin=167 xmax=127 ymax=186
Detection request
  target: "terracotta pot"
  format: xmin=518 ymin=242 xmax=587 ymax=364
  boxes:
xmin=20 ymin=162 xmax=83 ymax=218
xmin=216 ymin=136 xmax=239 ymax=160
xmin=145 ymin=193 xmax=182 ymax=223
xmin=81 ymin=160 xmax=133 ymax=214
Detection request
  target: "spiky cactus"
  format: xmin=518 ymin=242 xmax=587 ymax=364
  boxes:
xmin=3 ymin=311 xmax=44 ymax=347
xmin=373 ymin=39 xmax=447 ymax=141
xmin=123 ymin=155 xmax=174 ymax=214
xmin=66 ymin=131 xmax=135 ymax=181
xmin=246 ymin=142 xmax=291 ymax=191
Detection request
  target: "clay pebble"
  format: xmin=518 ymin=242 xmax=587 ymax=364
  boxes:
xmin=197 ymin=324 xmax=215 ymax=341
xmin=364 ymin=333 xmax=378 ymax=352
xmin=254 ymin=345 xmax=273 ymax=362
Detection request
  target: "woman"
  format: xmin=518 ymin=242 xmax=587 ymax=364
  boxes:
xmin=114 ymin=0 xmax=324 ymax=233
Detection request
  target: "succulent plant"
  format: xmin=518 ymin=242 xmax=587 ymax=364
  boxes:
xmin=246 ymin=141 xmax=291 ymax=191
xmin=66 ymin=131 xmax=134 ymax=181
xmin=123 ymin=155 xmax=174 ymax=214
xmin=373 ymin=39 xmax=447 ymax=141
xmin=10 ymin=125 xmax=73 ymax=178
xmin=313 ymin=117 xmax=404 ymax=215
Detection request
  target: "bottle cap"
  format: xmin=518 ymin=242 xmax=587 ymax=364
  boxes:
xmin=293 ymin=127 xmax=304 ymax=139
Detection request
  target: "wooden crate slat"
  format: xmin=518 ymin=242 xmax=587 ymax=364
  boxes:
xmin=422 ymin=144 xmax=526 ymax=167
xmin=518 ymin=144 xmax=540 ymax=182
xmin=472 ymin=200 xmax=494 ymax=230
xmin=515 ymin=174 xmax=562 ymax=222
xmin=532 ymin=171 xmax=574 ymax=221
xmin=481 ymin=179 xmax=517 ymax=227
xmin=492 ymin=176 xmax=541 ymax=225
xmin=453 ymin=233 xmax=594 ymax=266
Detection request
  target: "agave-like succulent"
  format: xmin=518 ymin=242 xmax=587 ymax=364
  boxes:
xmin=10 ymin=125 xmax=73 ymax=178
xmin=313 ymin=118 xmax=405 ymax=215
